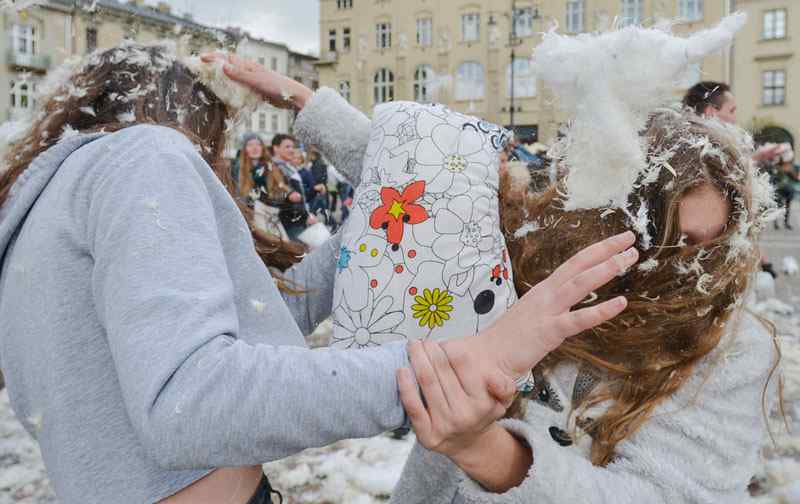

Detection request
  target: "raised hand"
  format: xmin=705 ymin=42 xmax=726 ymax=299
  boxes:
xmin=441 ymin=231 xmax=638 ymax=399
xmin=199 ymin=53 xmax=313 ymax=111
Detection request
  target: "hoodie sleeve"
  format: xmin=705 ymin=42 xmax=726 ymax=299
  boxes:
xmin=86 ymin=126 xmax=410 ymax=470
xmin=392 ymin=314 xmax=776 ymax=504
xmin=294 ymin=87 xmax=371 ymax=187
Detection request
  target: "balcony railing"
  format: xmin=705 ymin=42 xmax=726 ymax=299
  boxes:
xmin=7 ymin=50 xmax=51 ymax=71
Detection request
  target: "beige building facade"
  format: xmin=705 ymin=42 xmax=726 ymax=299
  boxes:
xmin=2 ymin=0 xmax=319 ymax=154
xmin=731 ymin=0 xmax=797 ymax=148
xmin=316 ymin=0 xmax=786 ymax=144
xmin=2 ymin=0 xmax=231 ymax=124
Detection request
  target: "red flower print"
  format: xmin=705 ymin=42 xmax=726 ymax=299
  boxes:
xmin=370 ymin=180 xmax=429 ymax=246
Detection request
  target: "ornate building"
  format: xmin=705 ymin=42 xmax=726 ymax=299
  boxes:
xmin=2 ymin=0 xmax=319 ymax=154
xmin=315 ymin=0 xmax=790 ymax=145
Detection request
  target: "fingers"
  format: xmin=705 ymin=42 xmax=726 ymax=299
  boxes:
xmin=200 ymin=52 xmax=226 ymax=63
xmin=552 ymin=296 xmax=628 ymax=344
xmin=397 ymin=368 xmax=431 ymax=434
xmin=408 ymin=341 xmax=450 ymax=418
xmin=544 ymin=231 xmax=636 ymax=289
xmin=423 ymin=341 xmax=469 ymax=410
xmin=553 ymin=247 xmax=639 ymax=312
xmin=486 ymin=371 xmax=516 ymax=409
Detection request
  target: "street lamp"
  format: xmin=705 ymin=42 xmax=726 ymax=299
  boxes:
xmin=489 ymin=1 xmax=524 ymax=133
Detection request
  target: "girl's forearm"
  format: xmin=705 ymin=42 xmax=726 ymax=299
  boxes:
xmin=450 ymin=423 xmax=533 ymax=494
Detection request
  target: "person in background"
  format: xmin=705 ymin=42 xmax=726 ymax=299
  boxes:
xmin=770 ymin=145 xmax=798 ymax=230
xmin=327 ymin=164 xmax=341 ymax=217
xmin=338 ymin=180 xmax=354 ymax=224
xmin=271 ymin=134 xmax=315 ymax=240
xmin=683 ymin=81 xmax=783 ymax=162
xmin=237 ymin=133 xmax=291 ymax=239
xmin=294 ymin=150 xmax=316 ymax=203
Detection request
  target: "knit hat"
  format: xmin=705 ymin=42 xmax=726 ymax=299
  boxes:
xmin=241 ymin=132 xmax=263 ymax=148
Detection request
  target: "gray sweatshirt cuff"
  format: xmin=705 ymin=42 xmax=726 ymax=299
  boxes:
xmin=294 ymin=87 xmax=371 ymax=187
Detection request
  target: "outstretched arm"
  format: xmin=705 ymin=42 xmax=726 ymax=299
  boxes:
xmin=200 ymin=53 xmax=371 ymax=186
xmin=394 ymin=312 xmax=776 ymax=504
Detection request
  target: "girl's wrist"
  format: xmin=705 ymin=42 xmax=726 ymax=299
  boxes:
xmin=449 ymin=423 xmax=534 ymax=494
xmin=289 ymin=84 xmax=312 ymax=111
xmin=448 ymin=423 xmax=506 ymax=471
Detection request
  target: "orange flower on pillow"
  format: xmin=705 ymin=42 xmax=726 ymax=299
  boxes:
xmin=369 ymin=180 xmax=429 ymax=246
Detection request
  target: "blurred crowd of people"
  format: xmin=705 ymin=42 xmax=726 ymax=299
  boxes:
xmin=229 ymin=133 xmax=355 ymax=249
xmin=231 ymin=81 xmax=797 ymax=253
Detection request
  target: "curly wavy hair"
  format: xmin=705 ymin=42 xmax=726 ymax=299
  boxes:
xmin=0 ymin=43 xmax=306 ymax=281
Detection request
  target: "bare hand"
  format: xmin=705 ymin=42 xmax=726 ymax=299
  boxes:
xmin=753 ymin=144 xmax=785 ymax=163
xmin=441 ymin=231 xmax=638 ymax=399
xmin=200 ymin=53 xmax=313 ymax=111
xmin=288 ymin=192 xmax=302 ymax=203
xmin=306 ymin=214 xmax=317 ymax=226
xmin=397 ymin=341 xmax=515 ymax=460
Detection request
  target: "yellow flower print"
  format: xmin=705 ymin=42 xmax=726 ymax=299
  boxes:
xmin=412 ymin=288 xmax=454 ymax=329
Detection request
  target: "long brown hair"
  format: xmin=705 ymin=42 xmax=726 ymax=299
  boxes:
xmin=238 ymin=138 xmax=289 ymax=201
xmin=0 ymin=43 xmax=305 ymax=274
xmin=501 ymin=111 xmax=770 ymax=466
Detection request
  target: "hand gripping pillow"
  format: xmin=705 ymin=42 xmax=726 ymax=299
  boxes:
xmin=331 ymin=102 xmax=517 ymax=348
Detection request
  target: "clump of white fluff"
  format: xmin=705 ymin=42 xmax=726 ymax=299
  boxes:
xmin=182 ymin=55 xmax=262 ymax=112
xmin=533 ymin=13 xmax=747 ymax=211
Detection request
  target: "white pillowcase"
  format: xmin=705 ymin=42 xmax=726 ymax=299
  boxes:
xmin=331 ymin=102 xmax=517 ymax=348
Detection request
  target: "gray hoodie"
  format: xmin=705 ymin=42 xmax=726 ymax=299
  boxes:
xmin=0 ymin=88 xmax=407 ymax=503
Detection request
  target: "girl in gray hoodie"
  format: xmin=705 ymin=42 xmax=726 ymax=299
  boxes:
xmin=0 ymin=44 xmax=634 ymax=503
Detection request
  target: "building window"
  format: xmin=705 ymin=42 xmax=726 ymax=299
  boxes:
xmin=455 ymin=61 xmax=485 ymax=100
xmin=329 ymin=29 xmax=337 ymax=52
xmin=10 ymin=80 xmax=35 ymax=111
xmin=763 ymin=9 xmax=787 ymax=40
xmin=338 ymin=80 xmax=351 ymax=102
xmin=763 ymin=70 xmax=786 ymax=106
xmin=271 ymin=57 xmax=278 ymax=71
xmin=245 ymin=114 xmax=253 ymax=131
xmin=12 ymin=24 xmax=36 ymax=55
xmin=337 ymin=0 xmax=352 ymax=8
xmin=679 ymin=0 xmax=703 ymax=21
xmin=414 ymin=64 xmax=434 ymax=102
xmin=343 ymin=27 xmax=351 ymax=50
xmin=374 ymin=68 xmax=394 ymax=104
xmin=513 ymin=7 xmax=534 ymax=38
xmin=566 ymin=1 xmax=584 ymax=33
xmin=508 ymin=58 xmax=536 ymax=98
xmin=376 ymin=22 xmax=392 ymax=49
xmin=461 ymin=13 xmax=480 ymax=42
xmin=271 ymin=114 xmax=279 ymax=132
xmin=258 ymin=57 xmax=266 ymax=66
xmin=258 ymin=112 xmax=267 ymax=132
xmin=84 ymin=27 xmax=98 ymax=53
xmin=417 ymin=18 xmax=433 ymax=47
xmin=620 ymin=0 xmax=643 ymax=26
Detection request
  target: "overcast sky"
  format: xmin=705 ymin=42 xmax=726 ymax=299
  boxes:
xmin=146 ymin=0 xmax=321 ymax=55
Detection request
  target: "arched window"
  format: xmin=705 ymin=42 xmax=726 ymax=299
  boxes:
xmin=507 ymin=58 xmax=536 ymax=98
xmin=414 ymin=64 xmax=434 ymax=103
xmin=374 ymin=68 xmax=394 ymax=104
xmin=338 ymin=80 xmax=351 ymax=102
xmin=455 ymin=61 xmax=484 ymax=101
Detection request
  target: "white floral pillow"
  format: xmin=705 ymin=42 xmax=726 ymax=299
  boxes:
xmin=331 ymin=102 xmax=517 ymax=348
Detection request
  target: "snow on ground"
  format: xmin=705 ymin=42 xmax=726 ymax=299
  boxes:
xmin=1 ymin=299 xmax=798 ymax=503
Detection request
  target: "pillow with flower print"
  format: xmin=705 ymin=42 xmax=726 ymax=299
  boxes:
xmin=330 ymin=102 xmax=517 ymax=349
